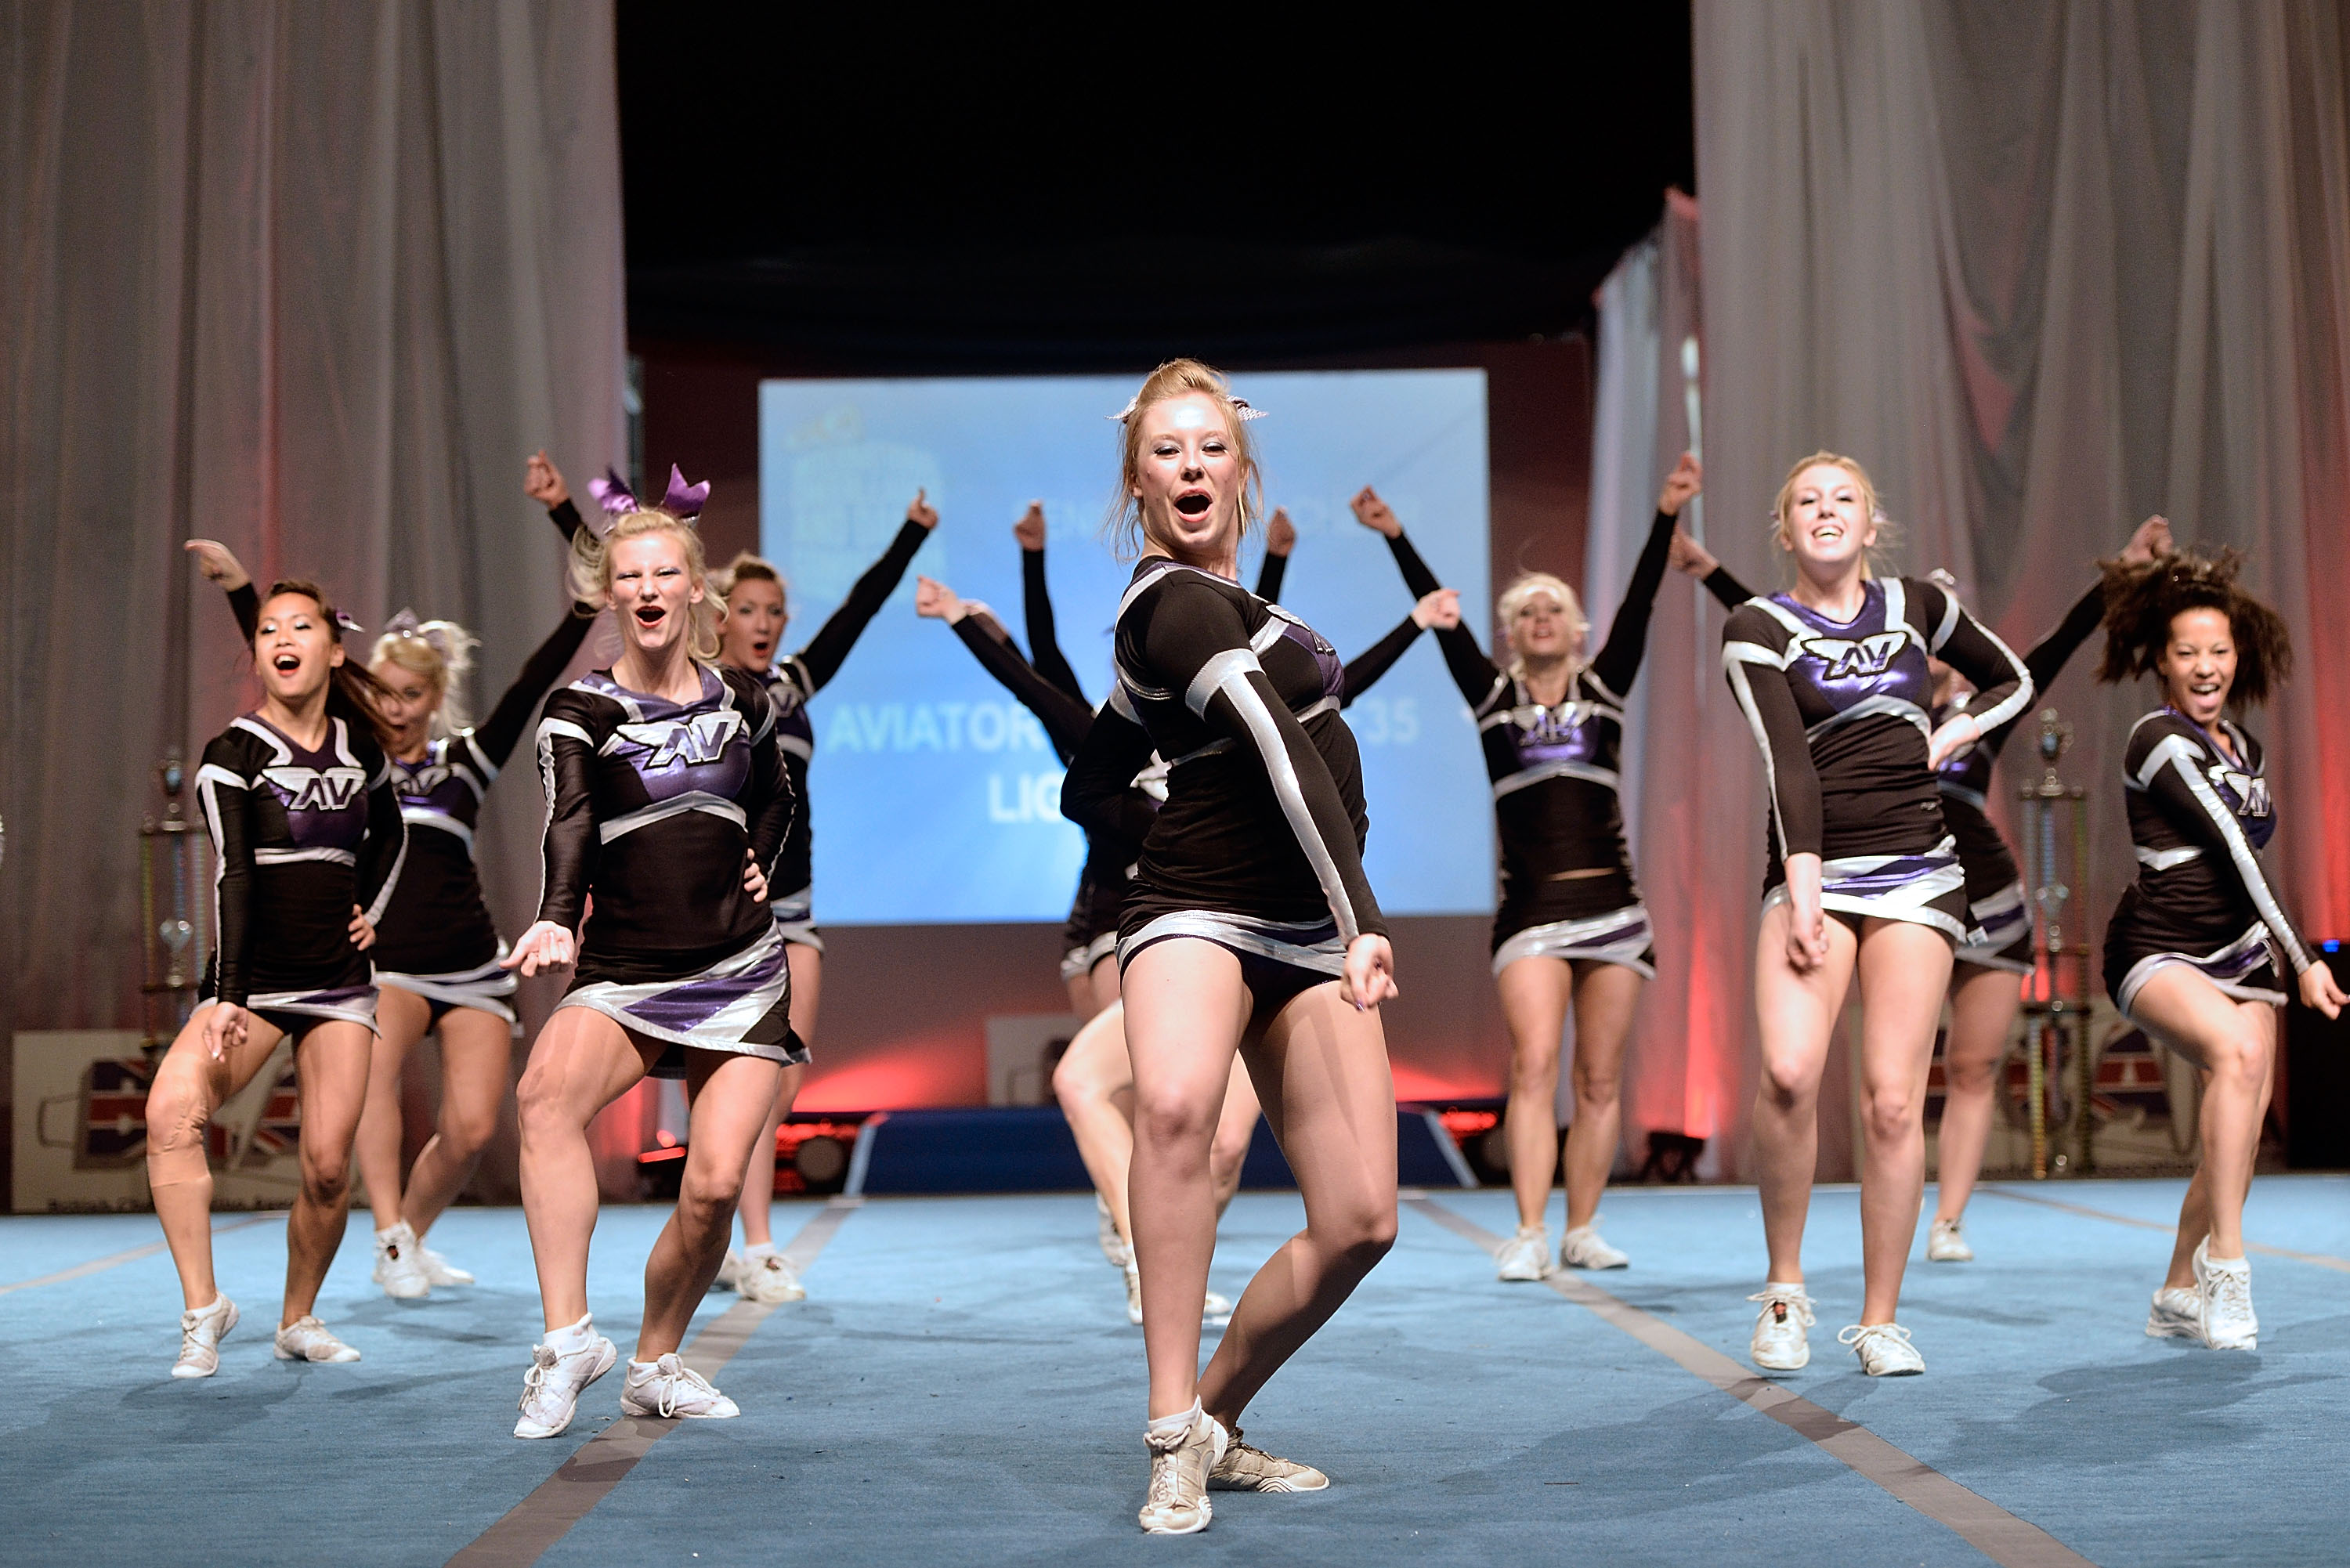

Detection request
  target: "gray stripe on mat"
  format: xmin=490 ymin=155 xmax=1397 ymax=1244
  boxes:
xmin=1978 ymin=1184 xmax=2350 ymax=1274
xmin=0 ymin=1213 xmax=281 ymax=1296
xmin=1403 ymin=1195 xmax=2095 ymax=1568
xmin=447 ymin=1196 xmax=862 ymax=1568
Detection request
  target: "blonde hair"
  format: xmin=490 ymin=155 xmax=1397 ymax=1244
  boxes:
xmin=1496 ymin=572 xmax=1589 ymax=682
xmin=714 ymin=551 xmax=786 ymax=608
xmin=369 ymin=620 xmax=479 ymax=738
xmin=567 ymin=510 xmax=722 ymax=664
xmin=1104 ymin=358 xmax=1264 ymax=560
xmin=1771 ymin=450 xmax=1900 ymax=580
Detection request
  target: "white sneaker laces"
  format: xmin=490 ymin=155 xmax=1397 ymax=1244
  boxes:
xmin=519 ymin=1347 xmax=558 ymax=1411
xmin=651 ymin=1362 xmax=721 ymax=1418
xmin=2207 ymin=1265 xmax=2251 ymax=1314
xmin=1837 ymin=1322 xmax=1914 ymax=1353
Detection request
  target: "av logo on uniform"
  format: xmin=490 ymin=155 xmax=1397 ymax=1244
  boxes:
xmin=1803 ymin=630 xmax=1909 ymax=681
xmin=262 ymin=766 xmax=368 ymax=812
xmin=620 ymin=710 xmax=744 ymax=770
xmin=2211 ymin=764 xmax=2272 ymax=818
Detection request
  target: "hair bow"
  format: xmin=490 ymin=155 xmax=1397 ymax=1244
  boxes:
xmin=582 ymin=464 xmax=709 ymax=538
xmin=1105 ymin=394 xmax=1267 ymax=423
xmin=384 ymin=607 xmax=452 ymax=659
xmin=334 ymin=609 xmax=365 ymax=634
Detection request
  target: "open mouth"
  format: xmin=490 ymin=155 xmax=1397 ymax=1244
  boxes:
xmin=2188 ymin=679 xmax=2222 ymax=698
xmin=272 ymin=653 xmax=301 ymax=673
xmin=634 ymin=605 xmax=667 ymax=628
xmin=1174 ymin=490 xmax=1213 ymax=518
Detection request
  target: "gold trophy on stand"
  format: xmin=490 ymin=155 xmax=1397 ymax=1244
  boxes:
xmin=2016 ymin=711 xmax=2093 ymax=1178
xmin=140 ymin=751 xmax=210 ymax=1053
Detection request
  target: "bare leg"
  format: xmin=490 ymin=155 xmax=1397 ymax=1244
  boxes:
xmin=2129 ymin=971 xmax=2276 ymax=1266
xmin=357 ymin=987 xmax=428 ymax=1231
xmin=1495 ymin=956 xmax=1573 ymax=1232
xmin=1198 ymin=981 xmax=1398 ymax=1429
xmin=639 ymin=1050 xmax=784 ymax=1360
xmin=1090 ymin=952 xmax=1123 ymax=1017
xmin=1054 ymin=1002 xmax=1139 ymax=1241
xmin=280 ymin=1021 xmax=374 ymax=1324
xmin=1561 ymin=962 xmax=1643 ymax=1233
xmin=736 ymin=942 xmax=821 ymax=1249
xmin=400 ymin=1003 xmax=513 ymax=1237
xmin=144 ymin=1008 xmax=288 ymax=1310
xmin=1209 ymin=1053 xmax=1261 ymax=1214
xmin=1850 ymin=920 xmax=1954 ymax=1324
xmin=1123 ymin=939 xmax=1251 ymax=1418
xmin=515 ymin=1007 xmax=660 ymax=1332
xmin=1751 ymin=907 xmax=1859 ymax=1286
xmin=1932 ymin=963 xmax=2017 ymax=1224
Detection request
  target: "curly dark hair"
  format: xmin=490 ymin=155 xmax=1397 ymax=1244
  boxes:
xmin=2095 ymin=547 xmax=2291 ymax=708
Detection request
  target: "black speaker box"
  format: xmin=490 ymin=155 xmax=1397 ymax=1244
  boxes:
xmin=2285 ymin=944 xmax=2350 ymax=1169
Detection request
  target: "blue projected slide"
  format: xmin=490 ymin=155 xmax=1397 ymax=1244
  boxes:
xmin=758 ymin=370 xmax=1494 ymax=925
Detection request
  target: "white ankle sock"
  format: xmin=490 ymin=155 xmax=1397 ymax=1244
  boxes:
xmin=743 ymin=1241 xmax=777 ymax=1261
xmin=545 ymin=1313 xmax=595 ymax=1353
xmin=1147 ymin=1400 xmax=1203 ymax=1446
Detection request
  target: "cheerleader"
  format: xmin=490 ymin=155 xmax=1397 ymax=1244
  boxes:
xmin=528 ymin=458 xmax=936 ymax=1310
xmin=1720 ymin=453 xmax=2032 ymax=1376
xmin=2095 ymin=547 xmax=2341 ymax=1349
xmin=148 ymin=581 xmax=407 ymax=1378
xmin=1354 ymin=455 xmax=1701 ymax=1278
xmin=501 ymin=480 xmax=799 ymax=1438
xmin=926 ymin=538 xmax=1453 ymax=1326
xmin=1682 ymin=515 xmax=2174 ymax=1261
xmin=186 ymin=466 xmax=592 ymax=1299
xmin=1060 ymin=360 xmax=1399 ymax=1535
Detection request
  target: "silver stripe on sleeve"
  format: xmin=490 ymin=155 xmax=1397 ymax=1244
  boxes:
xmin=1954 ymin=609 xmax=2034 ymax=736
xmin=1209 ymin=663 xmax=1361 ymax=942
xmin=1105 ymin=684 xmax=1141 ymax=723
xmin=1723 ymin=642 xmax=1793 ymax=856
xmin=1185 ymin=648 xmax=1263 ymax=717
xmin=360 ymin=817 xmax=406 ymax=927
xmin=1925 ymin=580 xmax=1961 ymax=652
xmin=2145 ymin=735 xmax=2312 ymax=974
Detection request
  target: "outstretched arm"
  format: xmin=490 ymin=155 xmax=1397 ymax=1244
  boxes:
xmin=1980 ymin=517 xmax=2171 ymax=764
xmin=1015 ymin=504 xmax=1087 ymax=706
xmin=472 ymin=609 xmax=597 ymax=770
xmin=1348 ymin=488 xmax=1502 ymax=710
xmin=793 ymin=492 xmax=938 ymax=693
xmin=1340 ymin=589 xmax=1458 ymax=707
xmin=919 ymin=575 xmax=1094 ymax=762
xmin=1253 ymin=508 xmax=1296 ymax=602
xmin=1585 ymin=511 xmax=1678 ymax=698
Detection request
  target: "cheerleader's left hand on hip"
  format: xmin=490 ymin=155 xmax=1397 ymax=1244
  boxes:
xmin=1342 ymin=934 xmax=1399 ymax=1010
xmin=348 ymin=905 xmax=377 ymax=951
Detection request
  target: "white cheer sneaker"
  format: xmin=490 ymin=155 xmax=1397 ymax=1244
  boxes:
xmin=622 ymin=1353 xmax=739 ymax=1419
xmin=1838 ymin=1321 xmax=1925 ymax=1376
xmin=1748 ymin=1283 xmax=1816 ymax=1371
xmin=1925 ymin=1217 xmax=1973 ymax=1263
xmin=736 ymin=1246 xmax=806 ymax=1305
xmin=1495 ymin=1225 xmax=1550 ymax=1281
xmin=372 ymin=1221 xmax=431 ymax=1301
xmin=2193 ymin=1240 xmax=2258 ymax=1350
xmin=1560 ymin=1223 xmax=1629 ymax=1270
xmin=2146 ymin=1284 xmax=2202 ymax=1340
xmin=514 ymin=1321 xmax=618 ymax=1439
xmin=273 ymin=1316 xmax=361 ymax=1364
xmin=173 ymin=1294 xmax=239 ymax=1380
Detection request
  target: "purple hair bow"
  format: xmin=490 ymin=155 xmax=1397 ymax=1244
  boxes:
xmin=582 ymin=464 xmax=709 ymax=538
xmin=334 ymin=609 xmax=365 ymax=634
xmin=384 ymin=608 xmax=452 ymax=659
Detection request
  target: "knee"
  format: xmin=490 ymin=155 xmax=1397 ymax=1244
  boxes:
xmin=1208 ymin=1126 xmax=1254 ymax=1187
xmin=2208 ymin=1029 xmax=2272 ymax=1092
xmin=1133 ymin=1089 xmax=1214 ymax=1158
xmin=1943 ymin=1052 xmax=1996 ymax=1096
xmin=144 ymin=1070 xmax=213 ymax=1158
xmin=1759 ymin=1059 xmax=1813 ymax=1113
xmin=515 ymin=1065 xmax=570 ymax=1141
xmin=443 ymin=1104 xmax=500 ymax=1160
xmin=677 ymin=1165 xmax=745 ymax=1226
xmin=302 ymin=1148 xmax=351 ymax=1207
xmin=1318 ymin=1199 xmax=1398 ymax=1273
xmin=1050 ymin=1054 xmax=1106 ymax=1109
xmin=1571 ymin=1059 xmax=1620 ymax=1109
xmin=1508 ymin=1043 xmax=1560 ymax=1093
xmin=1863 ymin=1086 xmax=1922 ymax=1146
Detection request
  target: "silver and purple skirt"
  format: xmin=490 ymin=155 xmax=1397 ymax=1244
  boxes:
xmin=559 ymin=923 xmax=806 ymax=1079
xmin=1763 ymin=836 xmax=1970 ymax=943
xmin=1953 ymin=881 xmax=2034 ymax=975
xmin=1491 ymin=902 xmax=1657 ymax=979
xmin=2107 ymin=920 xmax=2283 ymax=1021
xmin=375 ymin=951 xmax=518 ymax=1024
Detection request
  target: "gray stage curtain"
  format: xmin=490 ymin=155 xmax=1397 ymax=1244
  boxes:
xmin=1691 ymin=1 xmax=2350 ymax=1176
xmin=2 ymin=2 xmax=627 ymax=1176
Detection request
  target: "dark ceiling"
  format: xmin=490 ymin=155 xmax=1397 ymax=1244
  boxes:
xmin=615 ymin=9 xmax=1695 ymax=370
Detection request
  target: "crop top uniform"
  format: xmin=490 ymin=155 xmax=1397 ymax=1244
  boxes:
xmin=1059 ymin=558 xmax=1387 ymax=1006
xmin=195 ymin=714 xmax=407 ymax=1036
xmin=1720 ymin=576 xmax=2032 ymax=941
xmin=1706 ymin=569 xmax=2105 ymax=975
xmin=533 ymin=663 xmax=801 ymax=1075
xmin=1383 ymin=516 xmax=1679 ymax=978
xmin=2102 ymin=709 xmax=2314 ymax=1017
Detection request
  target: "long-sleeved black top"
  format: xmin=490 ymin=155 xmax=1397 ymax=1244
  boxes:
xmin=1720 ymin=577 xmax=2031 ymax=871
xmin=1061 ymin=559 xmax=1385 ymax=941
xmin=758 ymin=518 xmax=929 ymax=898
xmin=2113 ymin=710 xmax=2312 ymax=975
xmin=1384 ymin=515 xmax=1677 ymax=897
xmin=533 ymin=664 xmax=795 ymax=981
xmin=1018 ymin=540 xmax=1290 ymax=711
xmin=196 ymin=714 xmax=407 ymax=1007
